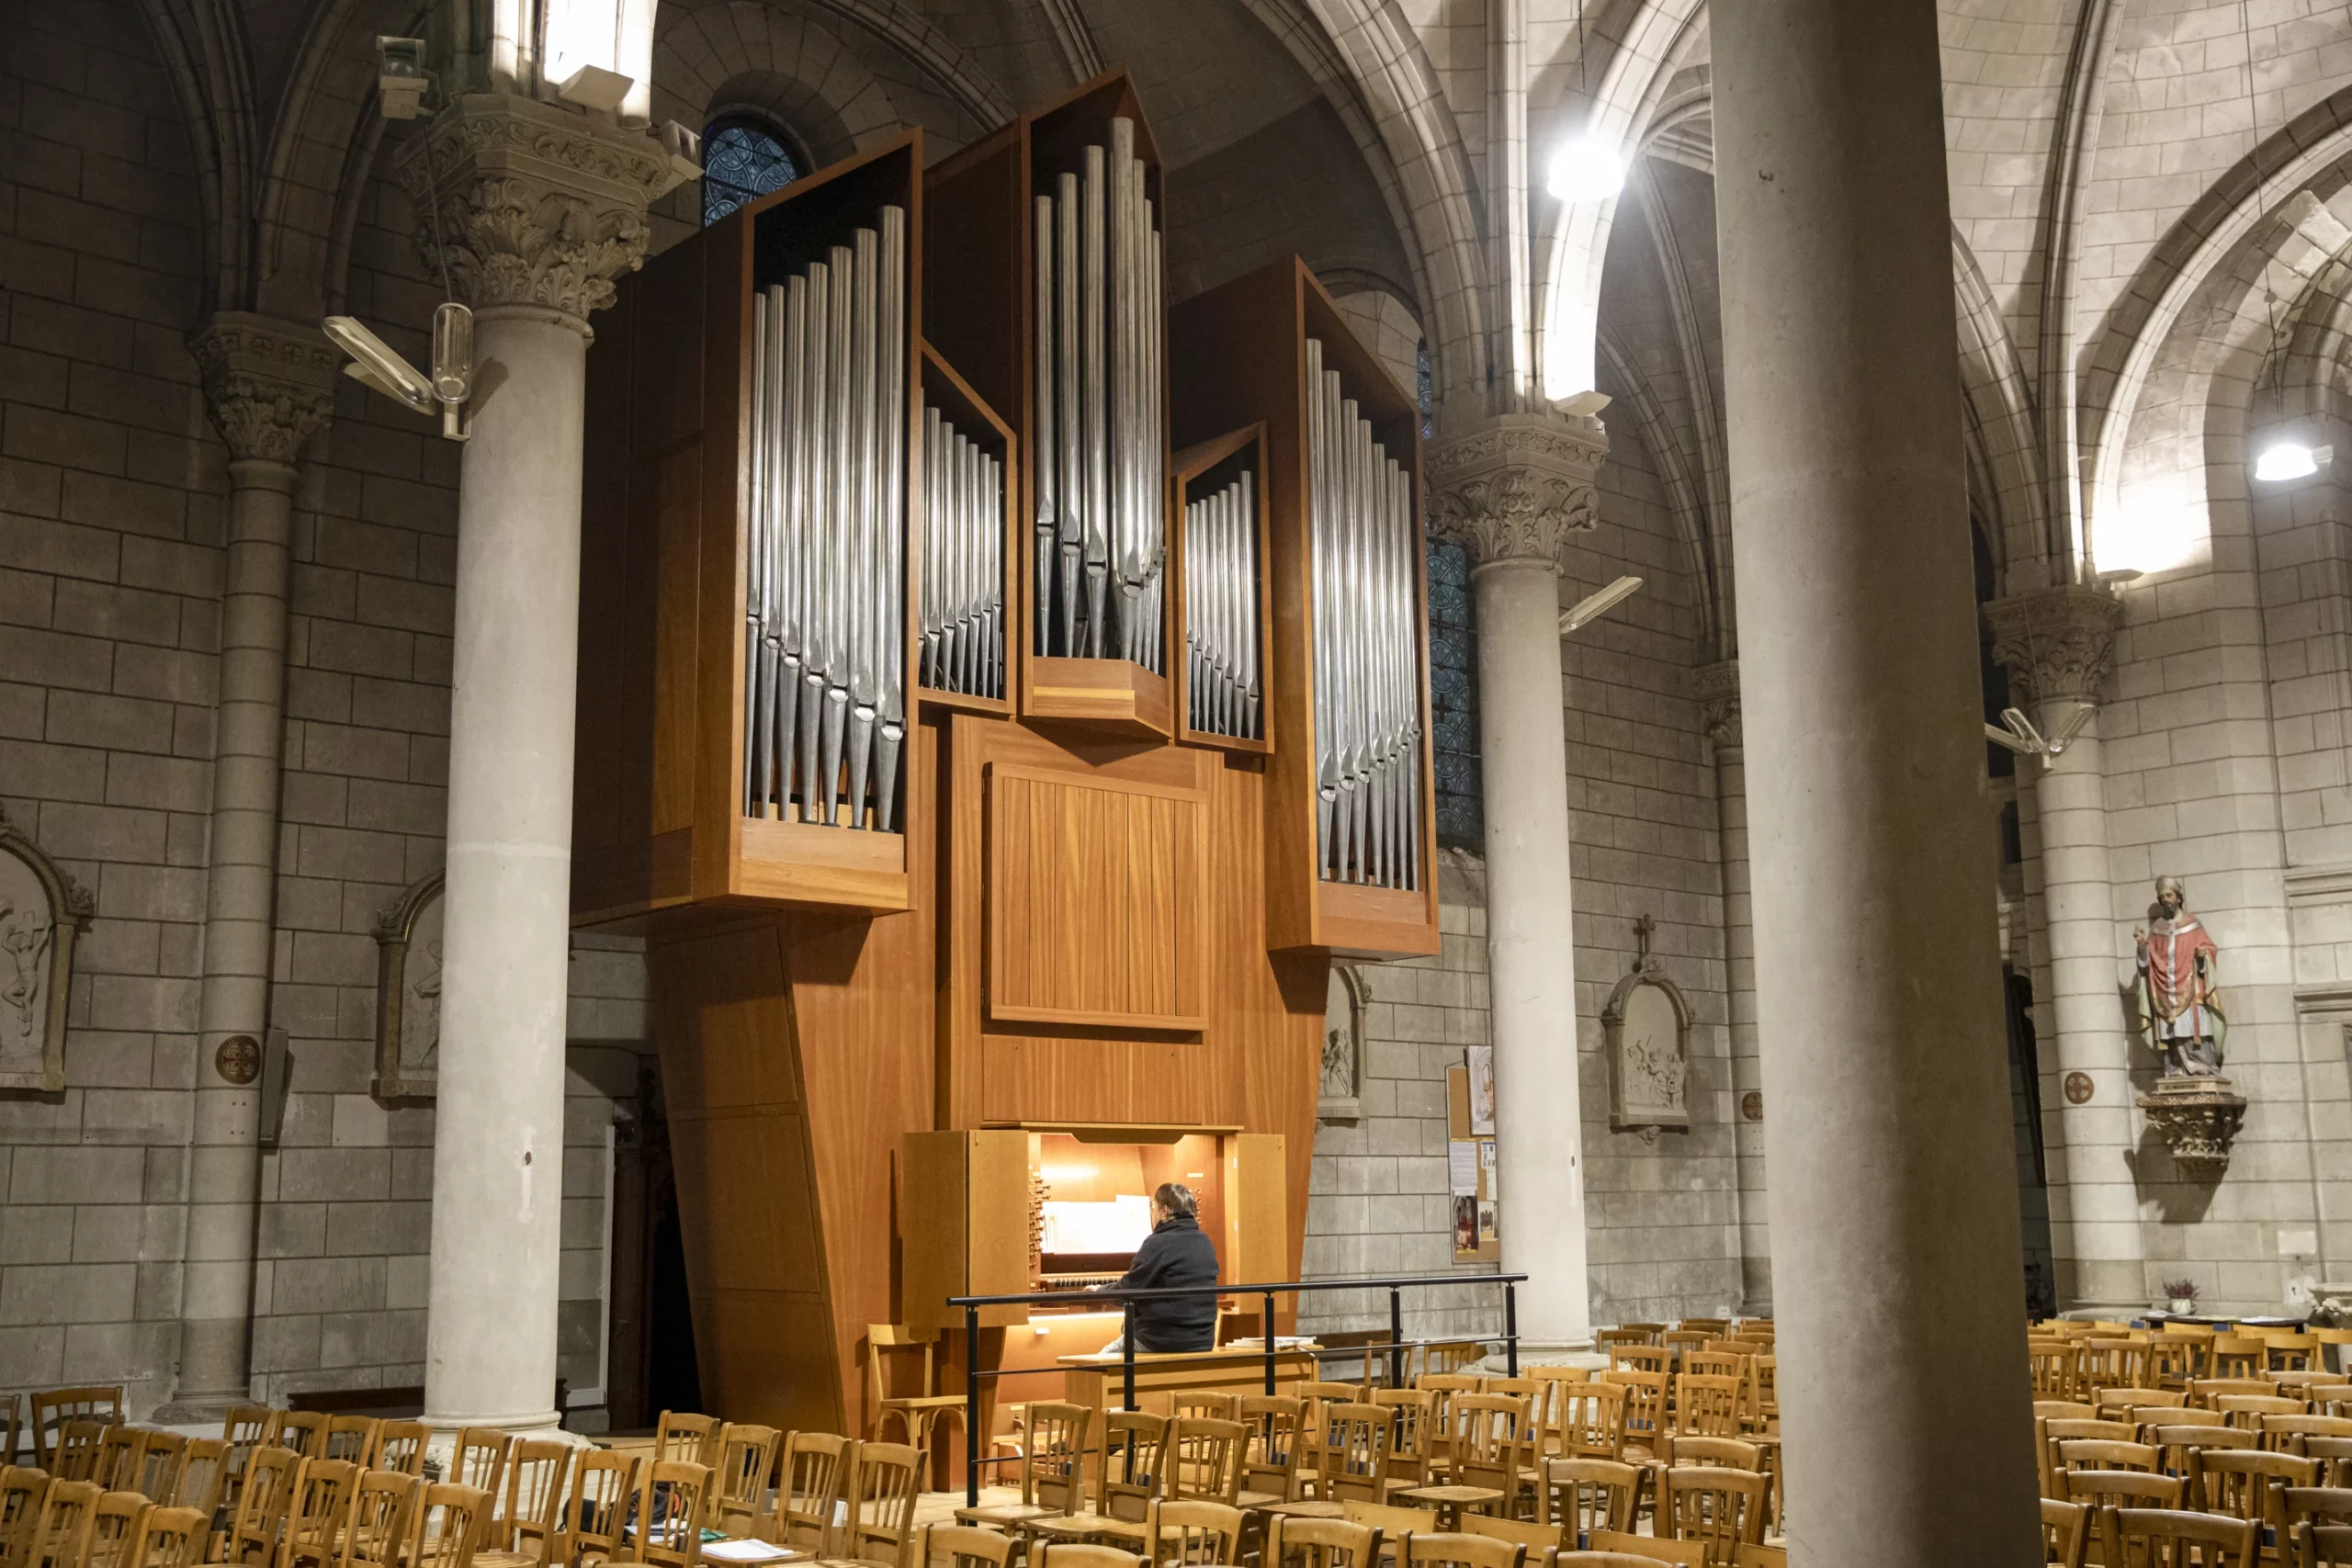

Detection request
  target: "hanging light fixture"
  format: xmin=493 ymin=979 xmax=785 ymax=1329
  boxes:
xmin=1549 ymin=0 xmax=1623 ymax=205
xmin=2253 ymin=440 xmax=2329 ymax=482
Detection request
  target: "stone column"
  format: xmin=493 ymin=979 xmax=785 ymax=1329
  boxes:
xmin=1698 ymin=660 xmax=1770 ymax=1313
xmin=1713 ymin=1 xmax=2042 ymax=1562
xmin=1430 ymin=413 xmax=1605 ymax=1354
xmin=1987 ymin=585 xmax=2141 ymax=1312
xmin=397 ymin=94 xmax=666 ymax=1436
xmin=164 ymin=317 xmax=338 ymax=1419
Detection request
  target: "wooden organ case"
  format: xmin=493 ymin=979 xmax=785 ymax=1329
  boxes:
xmin=574 ymin=75 xmax=1439 ymax=1450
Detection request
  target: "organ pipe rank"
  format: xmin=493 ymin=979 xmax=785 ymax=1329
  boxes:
xmin=1307 ymin=336 xmax=1420 ymax=892
xmin=922 ymin=405 xmax=1005 ymax=700
xmin=744 ymin=205 xmax=910 ymax=832
xmin=1031 ymin=117 xmax=1167 ymax=671
xmin=1184 ymin=470 xmax=1260 ymax=740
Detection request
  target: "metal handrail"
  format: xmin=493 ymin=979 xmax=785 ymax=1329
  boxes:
xmin=946 ymin=1270 xmax=1528 ymax=1505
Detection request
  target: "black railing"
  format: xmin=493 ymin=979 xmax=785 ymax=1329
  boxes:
xmin=946 ymin=1271 xmax=1528 ymax=1505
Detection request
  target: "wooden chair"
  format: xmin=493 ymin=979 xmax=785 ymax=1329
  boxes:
xmin=1312 ymin=1406 xmax=1391 ymax=1507
xmin=51 ymin=1424 xmax=105 ymax=1484
xmin=1397 ymin=1532 xmax=1521 ymax=1568
xmin=654 ymin=1416 xmax=720 ymax=1471
xmin=1370 ymin=1393 xmax=1435 ymax=1496
xmin=1729 ymin=1551 xmax=1783 ymax=1568
xmin=2263 ymin=1334 xmax=2322 ymax=1375
xmin=1462 ymin=1515 xmax=1559 ymax=1565
xmin=472 ymin=1440 xmax=569 ymax=1568
xmin=867 ymin=1327 xmax=969 ymax=1466
xmin=1534 ymin=1458 xmax=1639 ymax=1537
xmin=1414 ymin=1395 xmax=1526 ymax=1523
xmin=774 ymin=1436 xmax=851 ymax=1553
xmin=36 ymin=1480 xmax=100 ymax=1568
xmin=2045 ymin=1421 xmax=2141 ymax=1485
xmin=918 ymin=1527 xmax=1012 ymax=1568
xmin=2212 ymin=1342 xmax=2273 ymax=1382
xmin=2057 ymin=1440 xmax=2161 ymax=1477
xmin=1170 ymin=1396 xmax=1238 ymax=1424
xmin=954 ymin=1406 xmax=1087 ymax=1534
xmin=4 ymin=1470 xmax=55 ymax=1568
xmin=555 ymin=1451 xmax=637 ymax=1568
xmin=632 ymin=1462 xmax=713 ymax=1568
xmin=372 ymin=1424 xmax=428 ymax=1479
xmin=1605 ymin=1348 xmax=1669 ymax=1381
xmin=0 ymin=1401 xmax=17 ymax=1472
xmin=1134 ymin=1499 xmax=1242 ymax=1566
xmin=30 ymin=1393 xmax=122 ymax=1470
xmin=171 ymin=1440 xmax=228 ymax=1525
xmin=2196 ymin=1382 xmax=2283 ymax=1409
xmin=2267 ymin=1418 xmax=2352 ymax=1457
xmin=343 ymin=1471 xmax=424 ymax=1568
xmin=86 ymin=1490 xmax=149 ymax=1568
xmin=1665 ymin=1438 xmax=1758 ymax=1474
xmin=413 ymin=1484 xmax=492 ymax=1568
xmin=273 ymin=1416 xmax=327 ymax=1463
xmin=321 ymin=1421 xmax=379 ymax=1471
xmin=447 ymin=1434 xmax=514 ymax=1539
xmin=2104 ymin=1506 xmax=2258 ymax=1568
xmin=2222 ymin=1396 xmax=2308 ymax=1433
xmin=137 ymin=1432 xmax=190 ymax=1501
xmin=1673 ymin=1379 xmax=1743 ymax=1441
xmin=2098 ymin=1390 xmax=2185 ymax=1417
xmin=2041 ymin=1497 xmax=2090 ymax=1568
xmin=2193 ymin=1448 xmax=2314 ymax=1535
xmin=1598 ymin=1375 xmax=1666 ymax=1464
xmin=1030 ymin=1548 xmax=1140 ymax=1568
xmin=1420 ymin=1345 xmax=1487 ymax=1381
xmin=1340 ymin=1500 xmax=1435 ymax=1542
xmin=93 ymin=1431 xmax=141 ymax=1492
xmin=215 ymin=1446 xmax=303 ymax=1567
xmin=821 ymin=1445 xmax=921 ymax=1568
xmin=1412 ymin=1379 xmax=1481 ymax=1482
xmin=2153 ymin=1424 xmax=2257 ymax=1482
xmin=1261 ymin=1515 xmax=1379 ymax=1568
xmin=2064 ymin=1471 xmax=2185 ymax=1516
xmin=2150 ymin=1337 xmax=2209 ymax=1391
xmin=710 ymin=1427 xmax=780 ymax=1538
xmin=2301 ymin=1524 xmax=2352 ymax=1567
xmin=282 ymin=1460 xmax=360 ymax=1568
xmin=1661 ymin=1468 xmax=1765 ymax=1566
xmin=2084 ymin=1341 xmax=2152 ymax=1392
xmin=1237 ymin=1397 xmax=1308 ymax=1506
xmin=1558 ymin=1386 xmax=1627 ymax=1464
xmin=131 ymin=1506 xmax=208 ymax=1568
xmin=2283 ymin=1489 xmax=2352 ymax=1555
xmin=1164 ymin=1420 xmax=1245 ymax=1507
xmin=1587 ymin=1532 xmax=1705 ymax=1568
xmin=2311 ymin=1439 xmax=2352 ymax=1489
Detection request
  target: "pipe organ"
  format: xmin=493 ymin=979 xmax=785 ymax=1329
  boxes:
xmin=573 ymin=74 xmax=1437 ymax=1446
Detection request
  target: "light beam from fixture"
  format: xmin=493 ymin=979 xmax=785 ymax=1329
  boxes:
xmin=1547 ymin=134 xmax=1625 ymax=205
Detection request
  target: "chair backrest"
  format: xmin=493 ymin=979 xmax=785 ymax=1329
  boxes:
xmin=500 ymin=1440 xmax=572 ymax=1559
xmin=274 ymin=1414 xmax=328 ymax=1461
xmin=136 ymin=1431 xmax=189 ymax=1499
xmin=1588 ymin=1530 xmax=1706 ymax=1568
xmin=1607 ymin=1347 xmax=1670 ymax=1379
xmin=840 ymin=1443 xmax=922 ymax=1568
xmin=1663 ymin=1467 xmax=1766 ymax=1562
xmin=2105 ymin=1506 xmax=2258 ymax=1568
xmin=2041 ymin=1497 xmax=2089 ymax=1568
xmin=1537 ymin=1458 xmax=1640 ymax=1537
xmin=1319 ymin=1405 xmax=1391 ymax=1506
xmin=31 ymin=1390 xmax=123 ymax=1469
xmin=1398 ymin=1531 xmax=1523 ymax=1568
xmin=2221 ymin=1395 xmax=2307 ymax=1430
xmin=1600 ymin=1372 xmax=1668 ymax=1455
xmin=1676 ymin=1377 xmax=1744 ymax=1439
xmin=1668 ymin=1438 xmax=1760 ymax=1472
xmin=2282 ymin=1485 xmax=2352 ymax=1544
xmin=1015 ymin=1404 xmax=1091 ymax=1516
xmin=1463 ymin=1515 xmax=1561 ymax=1556
xmin=1340 ymin=1500 xmax=1436 ymax=1539
xmin=560 ymin=1450 xmax=639 ymax=1565
xmin=636 ymin=1461 xmax=714 ymax=1568
xmin=776 ymin=1433 xmax=850 ymax=1551
xmin=0 ymin=1401 xmax=16 ymax=1472
xmin=1262 ymin=1515 xmax=1380 ymax=1568
xmin=344 ymin=1470 xmax=425 ymax=1568
xmin=2195 ymin=1449 xmax=2315 ymax=1527
xmin=322 ymin=1418 xmax=379 ymax=1469
xmin=1031 ymin=1546 xmax=1141 ymax=1568
xmin=2030 ymin=1341 xmax=2082 ymax=1400
xmin=94 ymin=1429 xmax=141 ymax=1491
xmin=866 ymin=1325 xmax=939 ymax=1424
xmin=1450 ymin=1395 xmax=1531 ymax=1498
xmin=413 ymin=1483 xmax=492 ymax=1568
xmin=2305 ymin=1523 xmax=2352 ymax=1567
xmin=2312 ymin=1438 xmax=2352 ymax=1488
xmin=1238 ymin=1396 xmax=1306 ymax=1501
xmin=2210 ymin=1341 xmax=2272 ymax=1381
xmin=376 ymin=1423 xmax=430 ymax=1478
xmin=2267 ymin=1416 xmax=2352 ymax=1456
xmin=2096 ymin=1389 xmax=2183 ymax=1416
xmin=1167 ymin=1418 xmax=1244 ymax=1506
xmin=711 ymin=1426 xmax=780 ymax=1536
xmin=1560 ymin=1383 xmax=1629 ymax=1462
xmin=2057 ymin=1439 xmax=2160 ymax=1475
xmin=224 ymin=1447 xmax=302 ymax=1566
xmin=1371 ymin=1391 xmax=1435 ymax=1488
xmin=38 ymin=1479 xmax=102 ymax=1568
xmin=3 ymin=1466 xmax=56 ymax=1568
xmin=450 ymin=1432 xmax=513 ymax=1521
xmin=2064 ymin=1471 xmax=2185 ymax=1511
xmin=922 ymin=1525 xmax=1014 ymax=1568
xmin=52 ymin=1421 xmax=106 ymax=1482
xmin=1142 ymin=1499 xmax=1243 ymax=1567
xmin=87 ymin=1489 xmax=150 ymax=1568
xmin=285 ymin=1459 xmax=361 ymax=1567
xmin=132 ymin=1505 xmax=208 ymax=1568
xmin=1481 ymin=1380 xmax=1555 ymax=1444
xmin=2083 ymin=1340 xmax=2151 ymax=1390
xmin=2152 ymin=1423 xmax=2258 ymax=1479
xmin=1098 ymin=1414 xmax=1170 ymax=1523
xmin=656 ymin=1414 xmax=721 ymax=1470
xmin=2036 ymin=1403 xmax=2098 ymax=1423
xmin=173 ymin=1439 xmax=229 ymax=1519
xmin=1170 ymin=1395 xmax=1239 ymax=1423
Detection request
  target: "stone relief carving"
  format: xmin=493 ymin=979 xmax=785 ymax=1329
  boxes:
xmin=1695 ymin=660 xmax=1741 ymax=750
xmin=1983 ymin=585 xmax=2124 ymax=705
xmin=187 ymin=312 xmax=340 ymax=466
xmin=0 ymin=808 xmax=95 ymax=1094
xmin=1427 ymin=413 xmax=1608 ymax=570
xmin=1602 ymin=962 xmax=1691 ymax=1141
xmin=1319 ymin=964 xmax=1367 ymax=1122
xmin=374 ymin=873 xmax=446 ymax=1099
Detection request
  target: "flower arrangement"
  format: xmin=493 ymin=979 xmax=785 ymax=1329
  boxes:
xmin=2163 ymin=1279 xmax=2199 ymax=1312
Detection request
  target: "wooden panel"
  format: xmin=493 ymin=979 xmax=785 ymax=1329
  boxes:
xmin=979 ymin=1038 xmax=1202 ymax=1124
xmin=987 ymin=763 xmax=1204 ymax=1029
xmin=1024 ymin=657 xmax=1174 ymax=739
xmin=968 ymin=1129 xmax=1035 ymax=1309
xmin=899 ymin=1131 xmax=968 ymax=1336
xmin=1225 ymin=1133 xmax=1286 ymax=1285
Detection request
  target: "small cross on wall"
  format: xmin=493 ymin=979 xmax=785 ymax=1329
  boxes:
xmin=1633 ymin=912 xmax=1657 ymax=970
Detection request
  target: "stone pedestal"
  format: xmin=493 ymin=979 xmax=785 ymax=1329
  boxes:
xmin=2136 ymin=1077 xmax=2247 ymax=1179
xmin=1429 ymin=412 xmax=1604 ymax=1353
xmin=398 ymin=93 xmax=670 ymax=1436
xmin=1713 ymin=0 xmax=2042 ymax=1559
xmin=1986 ymin=584 xmax=2141 ymax=1310
xmin=164 ymin=316 xmax=338 ymax=1419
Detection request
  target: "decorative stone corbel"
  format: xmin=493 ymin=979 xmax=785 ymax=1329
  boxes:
xmin=1983 ymin=584 xmax=2124 ymax=706
xmin=187 ymin=313 xmax=341 ymax=468
xmin=1427 ymin=412 xmax=1608 ymax=571
xmin=2136 ymin=1076 xmax=2249 ymax=1179
xmin=1695 ymin=659 xmax=1742 ymax=750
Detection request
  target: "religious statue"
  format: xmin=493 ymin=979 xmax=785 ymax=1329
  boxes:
xmin=2136 ymin=875 xmax=2225 ymax=1077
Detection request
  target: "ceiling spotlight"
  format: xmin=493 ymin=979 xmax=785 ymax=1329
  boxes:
xmin=1547 ymin=134 xmax=1625 ymax=205
xmin=2254 ymin=441 xmax=2331 ymax=482
xmin=1560 ymin=575 xmax=1643 ymax=636
xmin=324 ymin=308 xmax=474 ymax=441
xmin=376 ymin=36 xmax=428 ymax=121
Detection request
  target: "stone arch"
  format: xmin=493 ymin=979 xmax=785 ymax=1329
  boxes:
xmin=1329 ymin=287 xmax=1425 ymax=408
xmin=1596 ymin=328 xmax=1724 ymax=659
xmin=1953 ymin=228 xmax=2044 ymax=592
xmin=134 ymin=0 xmax=256 ymax=316
xmin=651 ymin=6 xmax=902 ymax=174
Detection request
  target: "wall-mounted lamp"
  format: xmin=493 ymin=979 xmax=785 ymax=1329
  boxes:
xmin=2254 ymin=440 xmax=2333 ymax=482
xmin=1547 ymin=135 xmax=1625 ymax=205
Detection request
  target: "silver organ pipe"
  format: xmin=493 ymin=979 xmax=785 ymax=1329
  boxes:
xmin=1306 ymin=336 xmax=1422 ymax=891
xmin=919 ymin=405 xmax=1006 ymax=702
xmin=740 ymin=205 xmax=910 ymax=832
xmin=1030 ymin=118 xmax=1165 ymax=667
xmin=1182 ymin=470 xmax=1261 ymax=741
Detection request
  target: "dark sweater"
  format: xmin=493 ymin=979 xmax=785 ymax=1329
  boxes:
xmin=1115 ymin=1212 xmax=1221 ymax=1351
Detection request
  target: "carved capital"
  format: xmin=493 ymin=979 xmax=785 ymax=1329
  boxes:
xmin=1427 ymin=413 xmax=1609 ymax=571
xmin=187 ymin=313 xmax=340 ymax=465
xmin=1695 ymin=659 xmax=1741 ymax=750
xmin=1984 ymin=585 xmax=2125 ymax=706
xmin=396 ymin=93 xmax=671 ymax=321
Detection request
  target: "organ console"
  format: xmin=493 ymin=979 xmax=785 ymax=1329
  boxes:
xmin=571 ymin=70 xmax=1438 ymax=1457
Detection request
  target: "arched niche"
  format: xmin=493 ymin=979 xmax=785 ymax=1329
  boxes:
xmin=373 ymin=872 xmax=446 ymax=1099
xmin=0 ymin=807 xmax=95 ymax=1094
xmin=1602 ymin=964 xmax=1691 ymax=1138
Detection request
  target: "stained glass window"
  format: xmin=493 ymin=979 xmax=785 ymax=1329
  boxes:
xmin=1426 ymin=536 xmax=1484 ymax=850
xmin=1417 ymin=340 xmax=1434 ymax=440
xmin=703 ymin=117 xmax=802 ymax=227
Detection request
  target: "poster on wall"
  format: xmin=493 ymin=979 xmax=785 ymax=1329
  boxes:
xmin=1446 ymin=1062 xmax=1501 ymax=1262
xmin=1448 ymin=1140 xmax=1478 ymax=1197
xmin=1467 ymin=1044 xmax=1496 ymax=1134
